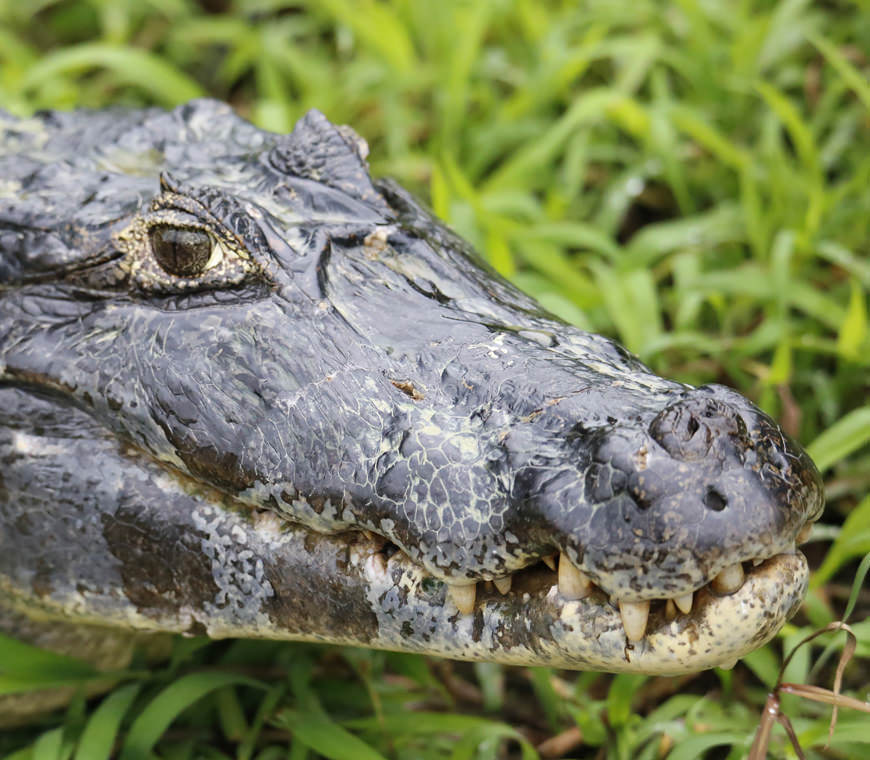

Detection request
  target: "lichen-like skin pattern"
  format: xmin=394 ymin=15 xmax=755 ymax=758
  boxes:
xmin=0 ymin=101 xmax=823 ymax=674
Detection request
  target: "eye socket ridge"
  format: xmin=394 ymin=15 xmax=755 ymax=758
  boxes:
xmin=118 ymin=195 xmax=264 ymax=297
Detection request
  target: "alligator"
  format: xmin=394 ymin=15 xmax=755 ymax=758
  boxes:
xmin=0 ymin=100 xmax=823 ymax=687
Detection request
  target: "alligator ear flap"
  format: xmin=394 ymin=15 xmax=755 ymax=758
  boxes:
xmin=269 ymin=110 xmax=393 ymax=216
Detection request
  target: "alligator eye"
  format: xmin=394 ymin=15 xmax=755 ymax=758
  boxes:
xmin=149 ymin=225 xmax=215 ymax=277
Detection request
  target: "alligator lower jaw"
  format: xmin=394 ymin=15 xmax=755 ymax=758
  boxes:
xmin=353 ymin=549 xmax=808 ymax=674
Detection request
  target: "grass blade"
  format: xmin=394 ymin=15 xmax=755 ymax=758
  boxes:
xmin=806 ymin=407 xmax=870 ymax=472
xmin=0 ymin=634 xmax=110 ymax=695
xmin=811 ymin=495 xmax=870 ymax=587
xmin=32 ymin=728 xmax=64 ymax=760
xmin=119 ymin=672 xmax=265 ymax=760
xmin=74 ymin=683 xmax=141 ymax=760
xmin=21 ymin=43 xmax=203 ymax=104
xmin=810 ymin=34 xmax=870 ymax=113
xmin=275 ymin=708 xmax=387 ymax=760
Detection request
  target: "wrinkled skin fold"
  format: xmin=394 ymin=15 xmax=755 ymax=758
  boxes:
xmin=0 ymin=101 xmax=823 ymax=674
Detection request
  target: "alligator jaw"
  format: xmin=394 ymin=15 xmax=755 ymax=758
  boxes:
xmin=0 ymin=464 xmax=807 ymax=676
xmin=363 ymin=551 xmax=807 ymax=674
xmin=0 ymin=387 xmax=813 ymax=674
xmin=2 ymin=491 xmax=805 ymax=675
xmin=193 ymin=515 xmax=809 ymax=674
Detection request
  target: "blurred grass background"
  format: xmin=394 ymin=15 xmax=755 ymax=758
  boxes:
xmin=1 ymin=0 xmax=869 ymax=757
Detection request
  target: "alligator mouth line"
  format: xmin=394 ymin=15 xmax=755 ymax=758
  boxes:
xmin=208 ymin=508 xmax=800 ymax=674
xmin=360 ymin=524 xmax=814 ymax=650
xmin=0 ymin=413 xmax=815 ymax=675
xmin=109 ymin=440 xmax=815 ymax=673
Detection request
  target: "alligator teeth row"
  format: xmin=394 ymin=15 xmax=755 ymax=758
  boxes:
xmin=614 ymin=562 xmax=740 ymax=641
xmin=446 ymin=557 xmax=750 ymax=643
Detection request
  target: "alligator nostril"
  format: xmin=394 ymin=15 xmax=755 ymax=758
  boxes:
xmin=703 ymin=487 xmax=727 ymax=512
xmin=687 ymin=416 xmax=699 ymax=436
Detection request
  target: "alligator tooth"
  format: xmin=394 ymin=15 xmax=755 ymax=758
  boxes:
xmin=674 ymin=592 xmax=693 ymax=615
xmin=493 ymin=576 xmax=512 ymax=595
xmin=797 ymin=523 xmax=813 ymax=544
xmin=618 ymin=600 xmax=650 ymax=642
xmin=542 ymin=555 xmax=557 ymax=571
xmin=558 ymin=553 xmax=592 ymax=600
xmin=718 ymin=658 xmax=738 ymax=670
xmin=664 ymin=599 xmax=677 ymax=621
xmin=711 ymin=563 xmax=745 ymax=594
xmin=448 ymin=583 xmax=477 ymax=614
xmin=752 ymin=557 xmax=764 ymax=567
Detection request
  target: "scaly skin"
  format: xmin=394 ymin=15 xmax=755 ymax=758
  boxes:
xmin=0 ymin=101 xmax=823 ymax=673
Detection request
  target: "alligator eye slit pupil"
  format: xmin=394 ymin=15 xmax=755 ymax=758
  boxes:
xmin=149 ymin=225 xmax=212 ymax=277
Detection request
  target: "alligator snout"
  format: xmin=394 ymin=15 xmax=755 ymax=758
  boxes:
xmin=506 ymin=379 xmax=823 ymax=644
xmin=646 ymin=383 xmax=824 ymax=519
xmin=527 ymin=381 xmax=820 ymax=593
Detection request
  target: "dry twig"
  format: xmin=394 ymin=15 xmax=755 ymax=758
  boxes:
xmin=747 ymin=622 xmax=870 ymax=759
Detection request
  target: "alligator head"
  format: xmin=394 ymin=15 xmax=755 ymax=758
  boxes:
xmin=0 ymin=101 xmax=823 ymax=673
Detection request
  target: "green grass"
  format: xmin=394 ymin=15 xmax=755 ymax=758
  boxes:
xmin=1 ymin=0 xmax=869 ymax=757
